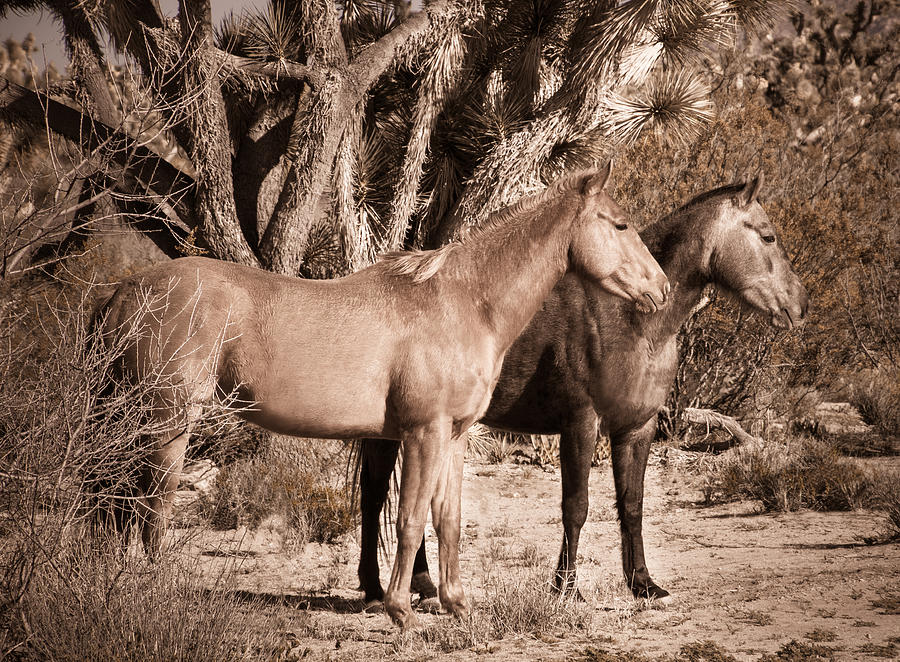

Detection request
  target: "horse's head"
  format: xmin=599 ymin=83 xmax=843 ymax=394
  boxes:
xmin=707 ymin=174 xmax=809 ymax=329
xmin=569 ymin=162 xmax=670 ymax=313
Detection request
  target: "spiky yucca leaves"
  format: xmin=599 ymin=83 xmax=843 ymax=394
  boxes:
xmin=604 ymin=69 xmax=713 ymax=145
xmin=420 ymin=0 xmax=789 ymax=238
xmin=379 ymin=10 xmax=468 ymax=252
xmin=339 ymin=0 xmax=408 ymax=53
xmin=240 ymin=0 xmax=306 ymax=63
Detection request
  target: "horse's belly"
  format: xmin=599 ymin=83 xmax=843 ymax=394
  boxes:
xmin=239 ymin=384 xmax=389 ymax=439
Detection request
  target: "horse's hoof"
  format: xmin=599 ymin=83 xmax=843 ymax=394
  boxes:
xmin=395 ymin=612 xmax=420 ymax=630
xmin=633 ymin=583 xmax=671 ymax=603
xmin=440 ymin=598 xmax=469 ymax=620
xmin=415 ymin=596 xmax=442 ymax=614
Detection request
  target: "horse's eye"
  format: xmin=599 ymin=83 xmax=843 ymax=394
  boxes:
xmin=615 ymin=223 xmax=628 ymax=231
xmin=761 ymin=235 xmax=776 ymax=244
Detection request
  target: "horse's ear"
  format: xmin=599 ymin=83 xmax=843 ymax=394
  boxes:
xmin=739 ymin=171 xmax=764 ymax=206
xmin=583 ymin=160 xmax=612 ymax=196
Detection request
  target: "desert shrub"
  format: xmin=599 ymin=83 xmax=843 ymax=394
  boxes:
xmin=207 ymin=455 xmax=355 ymax=545
xmin=846 ymin=366 xmax=900 ymax=441
xmin=706 ymin=436 xmax=885 ymax=511
xmin=0 ymin=279 xmax=260 ymax=655
xmin=4 ymin=549 xmax=274 ymax=662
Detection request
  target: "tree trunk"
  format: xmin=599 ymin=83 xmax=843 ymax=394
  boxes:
xmin=178 ymin=0 xmax=259 ymax=267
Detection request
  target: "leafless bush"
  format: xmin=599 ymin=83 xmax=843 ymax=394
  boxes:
xmin=0 ymin=279 xmax=241 ymax=622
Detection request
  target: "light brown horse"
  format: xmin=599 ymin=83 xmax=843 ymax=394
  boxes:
xmin=95 ymin=163 xmax=669 ymax=628
xmin=356 ymin=174 xmax=809 ymax=606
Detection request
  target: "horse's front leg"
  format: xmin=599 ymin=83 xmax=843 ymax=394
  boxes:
xmin=554 ymin=410 xmax=598 ymax=597
xmin=358 ymin=439 xmax=436 ymax=607
xmin=610 ymin=417 xmax=670 ymax=601
xmin=430 ymin=430 xmax=469 ymax=618
xmin=384 ymin=420 xmax=450 ymax=628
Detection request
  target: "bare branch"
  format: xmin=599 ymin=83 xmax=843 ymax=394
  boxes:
xmin=682 ymin=407 xmax=763 ymax=445
xmin=0 ymin=78 xmax=195 ymax=226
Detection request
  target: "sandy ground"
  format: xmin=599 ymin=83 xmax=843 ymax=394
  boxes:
xmin=180 ymin=452 xmax=900 ymax=661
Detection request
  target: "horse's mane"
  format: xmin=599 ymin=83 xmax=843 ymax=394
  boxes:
xmin=378 ymin=168 xmax=595 ymax=283
xmin=677 ymin=183 xmax=745 ymax=214
xmin=379 ymin=245 xmax=457 ymax=283
xmin=641 ymin=182 xmax=745 ymax=253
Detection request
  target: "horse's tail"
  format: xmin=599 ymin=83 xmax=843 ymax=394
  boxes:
xmin=348 ymin=438 xmax=400 ymax=557
xmin=85 ymin=284 xmax=137 ymax=542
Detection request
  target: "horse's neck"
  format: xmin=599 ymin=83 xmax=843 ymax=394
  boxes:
xmin=454 ymin=197 xmax=574 ymax=350
xmin=641 ymin=210 xmax=713 ymax=341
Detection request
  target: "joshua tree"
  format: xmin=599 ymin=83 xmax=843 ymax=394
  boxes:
xmin=0 ymin=0 xmax=787 ymax=277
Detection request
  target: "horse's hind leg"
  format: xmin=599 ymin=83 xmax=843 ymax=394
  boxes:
xmin=611 ymin=418 xmax=669 ymax=601
xmin=430 ymin=431 xmax=468 ymax=619
xmin=135 ymin=412 xmax=195 ymax=557
xmin=358 ymin=438 xmax=400 ymax=604
xmin=384 ymin=420 xmax=450 ymax=629
xmin=554 ymin=411 xmax=598 ymax=597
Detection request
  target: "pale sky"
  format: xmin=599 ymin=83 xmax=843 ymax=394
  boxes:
xmin=0 ymin=1 xmax=267 ymax=72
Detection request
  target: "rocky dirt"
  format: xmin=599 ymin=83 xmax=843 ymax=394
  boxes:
xmin=178 ymin=452 xmax=900 ymax=661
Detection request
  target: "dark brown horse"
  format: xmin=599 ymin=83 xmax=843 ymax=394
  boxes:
xmin=94 ymin=163 xmax=669 ymax=628
xmin=357 ymin=174 xmax=808 ymax=606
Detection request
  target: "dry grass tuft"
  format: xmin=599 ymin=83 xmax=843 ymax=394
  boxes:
xmin=5 ymin=550 xmax=274 ymax=662
xmin=206 ymin=456 xmax=355 ymax=546
xmin=757 ymin=639 xmax=836 ymax=661
xmin=678 ymin=640 xmax=739 ymax=662
xmin=405 ymin=566 xmax=594 ymax=653
xmin=705 ymin=435 xmax=889 ymax=513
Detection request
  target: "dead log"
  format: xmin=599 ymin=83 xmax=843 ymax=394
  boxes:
xmin=682 ymin=407 xmax=762 ymax=445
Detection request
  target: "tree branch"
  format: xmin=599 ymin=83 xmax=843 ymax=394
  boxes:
xmin=682 ymin=407 xmax=763 ymax=446
xmin=0 ymin=78 xmax=196 ymax=227
xmin=348 ymin=0 xmax=452 ymax=98
xmin=48 ymin=0 xmax=120 ymax=126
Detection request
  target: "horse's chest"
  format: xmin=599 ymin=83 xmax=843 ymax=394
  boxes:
xmin=592 ymin=339 xmax=677 ymax=427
